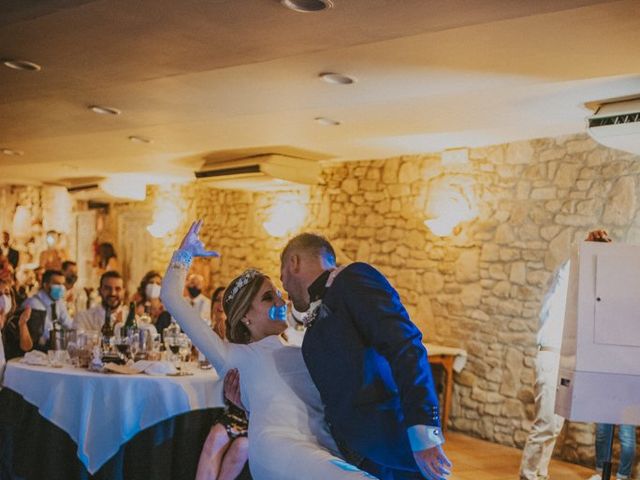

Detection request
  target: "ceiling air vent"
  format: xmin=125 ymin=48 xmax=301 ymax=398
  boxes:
xmin=587 ymin=97 xmax=640 ymax=155
xmin=195 ymin=153 xmax=321 ymax=191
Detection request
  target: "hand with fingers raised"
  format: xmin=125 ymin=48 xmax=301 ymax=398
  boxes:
xmin=413 ymin=445 xmax=452 ymax=480
xmin=179 ymin=220 xmax=220 ymax=258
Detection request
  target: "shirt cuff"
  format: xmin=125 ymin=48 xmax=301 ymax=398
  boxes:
xmin=407 ymin=425 xmax=444 ymax=452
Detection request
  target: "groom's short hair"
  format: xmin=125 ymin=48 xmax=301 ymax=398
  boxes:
xmin=282 ymin=233 xmax=336 ymax=266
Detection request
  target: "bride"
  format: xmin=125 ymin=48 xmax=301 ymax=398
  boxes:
xmin=161 ymin=221 xmax=376 ymax=480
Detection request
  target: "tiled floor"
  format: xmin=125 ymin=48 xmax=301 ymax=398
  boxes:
xmin=446 ymin=431 xmax=593 ymax=480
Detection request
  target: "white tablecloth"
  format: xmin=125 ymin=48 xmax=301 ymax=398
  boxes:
xmin=424 ymin=343 xmax=468 ymax=373
xmin=3 ymin=360 xmax=224 ymax=474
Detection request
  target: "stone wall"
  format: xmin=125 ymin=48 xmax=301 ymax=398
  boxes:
xmin=0 ymin=184 xmax=74 ymax=266
xmin=129 ymin=132 xmax=640 ymax=468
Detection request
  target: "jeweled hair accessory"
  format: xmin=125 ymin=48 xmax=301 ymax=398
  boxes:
xmin=225 ymin=269 xmax=261 ymax=305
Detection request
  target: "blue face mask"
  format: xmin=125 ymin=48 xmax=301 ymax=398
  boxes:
xmin=50 ymin=284 xmax=66 ymax=301
xmin=269 ymin=304 xmax=287 ymax=322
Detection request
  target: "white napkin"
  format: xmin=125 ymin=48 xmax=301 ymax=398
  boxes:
xmin=22 ymin=351 xmax=49 ymax=366
xmin=133 ymin=360 xmax=177 ymax=376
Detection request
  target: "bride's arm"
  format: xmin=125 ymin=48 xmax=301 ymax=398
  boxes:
xmin=161 ymin=249 xmax=229 ymax=370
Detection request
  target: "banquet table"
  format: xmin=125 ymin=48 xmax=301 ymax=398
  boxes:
xmin=1 ymin=359 xmax=230 ymax=479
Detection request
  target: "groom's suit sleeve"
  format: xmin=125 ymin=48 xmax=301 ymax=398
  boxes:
xmin=337 ymin=263 xmax=444 ymax=450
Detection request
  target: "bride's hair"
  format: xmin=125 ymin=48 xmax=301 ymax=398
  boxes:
xmin=222 ymin=269 xmax=267 ymax=344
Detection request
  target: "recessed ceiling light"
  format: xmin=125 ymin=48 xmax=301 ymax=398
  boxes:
xmin=319 ymin=72 xmax=356 ymax=85
xmin=2 ymin=59 xmax=42 ymax=71
xmin=128 ymin=135 xmax=153 ymax=144
xmin=1 ymin=148 xmax=24 ymax=156
xmin=314 ymin=116 xmax=340 ymax=126
xmin=280 ymin=0 xmax=333 ymax=13
xmin=89 ymin=105 xmax=121 ymax=116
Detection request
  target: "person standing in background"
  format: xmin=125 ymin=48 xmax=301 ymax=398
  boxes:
xmin=39 ymin=231 xmax=68 ymax=271
xmin=62 ymin=260 xmax=89 ymax=317
xmin=1 ymin=232 xmax=19 ymax=270
xmin=94 ymin=242 xmax=119 ymax=280
xmin=519 ymin=229 xmax=615 ymax=480
xmin=185 ymin=273 xmax=211 ymax=323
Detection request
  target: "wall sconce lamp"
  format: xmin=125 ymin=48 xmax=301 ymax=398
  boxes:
xmin=147 ymin=200 xmax=180 ymax=239
xmin=424 ymin=177 xmax=478 ymax=237
xmin=263 ymin=194 xmax=308 ymax=238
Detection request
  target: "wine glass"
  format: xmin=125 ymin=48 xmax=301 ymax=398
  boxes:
xmin=128 ymin=331 xmax=140 ymax=361
xmin=178 ymin=334 xmax=192 ymax=375
xmin=114 ymin=336 xmax=130 ymax=361
xmin=165 ymin=335 xmax=181 ymax=370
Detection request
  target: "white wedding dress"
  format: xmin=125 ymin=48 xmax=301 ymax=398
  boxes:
xmin=162 ymin=252 xmax=377 ymax=480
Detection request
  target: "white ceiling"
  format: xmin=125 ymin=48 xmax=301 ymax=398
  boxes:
xmin=1 ymin=0 xmax=640 ymax=186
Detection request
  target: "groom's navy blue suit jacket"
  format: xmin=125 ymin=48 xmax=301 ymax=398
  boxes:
xmin=301 ymin=262 xmax=440 ymax=471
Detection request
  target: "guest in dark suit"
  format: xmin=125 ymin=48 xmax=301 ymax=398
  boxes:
xmin=280 ymin=233 xmax=451 ymax=480
xmin=1 ymin=232 xmax=19 ymax=270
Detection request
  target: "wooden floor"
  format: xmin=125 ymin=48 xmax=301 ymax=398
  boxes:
xmin=447 ymin=431 xmax=593 ymax=480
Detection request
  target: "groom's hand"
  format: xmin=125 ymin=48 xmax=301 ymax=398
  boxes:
xmin=413 ymin=445 xmax=451 ymax=480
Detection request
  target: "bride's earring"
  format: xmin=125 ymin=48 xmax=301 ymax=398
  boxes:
xmin=243 ymin=317 xmax=251 ymax=326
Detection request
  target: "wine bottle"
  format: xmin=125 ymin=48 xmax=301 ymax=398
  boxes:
xmin=101 ymin=306 xmax=113 ymax=338
xmin=124 ymin=302 xmax=137 ymax=330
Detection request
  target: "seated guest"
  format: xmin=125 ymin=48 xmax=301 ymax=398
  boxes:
xmin=0 ymin=278 xmax=33 ymax=362
xmin=14 ymin=267 xmax=37 ymax=307
xmin=185 ymin=274 xmax=211 ymax=323
xmin=0 ymin=279 xmax=31 ymax=480
xmin=74 ymin=271 xmax=128 ymax=334
xmin=135 ymin=271 xmax=171 ymax=336
xmin=62 ymin=260 xmax=89 ymax=317
xmin=210 ymin=287 xmax=225 ymax=338
xmin=22 ymin=269 xmax=73 ymax=349
xmin=0 ymin=256 xmax=13 ymax=285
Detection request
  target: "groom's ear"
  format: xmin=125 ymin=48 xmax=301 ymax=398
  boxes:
xmin=290 ymin=253 xmax=302 ymax=273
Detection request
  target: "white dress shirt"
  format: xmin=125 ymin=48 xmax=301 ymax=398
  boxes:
xmin=23 ymin=290 xmax=74 ymax=344
xmin=74 ymin=304 xmax=158 ymax=338
xmin=74 ymin=304 xmax=129 ymax=334
xmin=186 ymin=293 xmax=211 ymax=324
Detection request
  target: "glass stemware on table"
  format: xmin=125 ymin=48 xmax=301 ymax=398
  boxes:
xmin=164 ymin=332 xmax=193 ymax=376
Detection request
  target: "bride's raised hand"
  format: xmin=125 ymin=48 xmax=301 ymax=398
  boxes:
xmin=179 ymin=220 xmax=220 ymax=258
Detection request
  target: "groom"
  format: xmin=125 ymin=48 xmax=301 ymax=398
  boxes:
xmin=280 ymin=233 xmax=451 ymax=480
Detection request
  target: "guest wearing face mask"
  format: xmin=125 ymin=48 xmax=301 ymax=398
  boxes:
xmin=135 ymin=271 xmax=172 ymax=337
xmin=185 ymin=274 xmax=211 ymax=324
xmin=22 ymin=269 xmax=74 ymax=350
